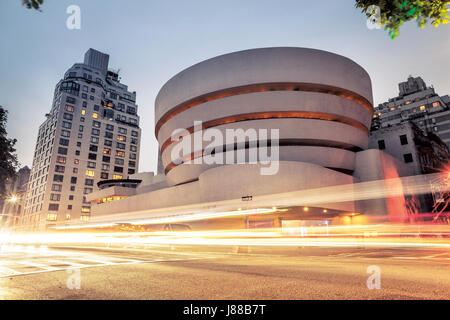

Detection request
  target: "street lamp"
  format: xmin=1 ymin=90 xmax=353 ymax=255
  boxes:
xmin=7 ymin=195 xmax=18 ymax=203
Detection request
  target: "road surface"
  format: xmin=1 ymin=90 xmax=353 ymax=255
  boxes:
xmin=0 ymin=244 xmax=449 ymax=299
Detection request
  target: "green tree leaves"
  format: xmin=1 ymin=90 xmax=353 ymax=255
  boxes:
xmin=356 ymin=0 xmax=450 ymax=39
xmin=22 ymin=0 xmax=43 ymax=11
xmin=0 ymin=107 xmax=19 ymax=199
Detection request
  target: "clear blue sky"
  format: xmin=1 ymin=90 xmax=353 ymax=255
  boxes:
xmin=1 ymin=0 xmax=449 ymax=173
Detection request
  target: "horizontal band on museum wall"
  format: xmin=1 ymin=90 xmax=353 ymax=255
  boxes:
xmin=155 ymin=82 xmax=374 ymax=137
xmin=159 ymin=110 xmax=369 ymax=154
xmin=164 ymin=139 xmax=361 ymax=174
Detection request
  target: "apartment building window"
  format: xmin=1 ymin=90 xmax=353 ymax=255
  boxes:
xmin=63 ymin=113 xmax=73 ymax=120
xmin=102 ymin=164 xmax=110 ymax=171
xmin=53 ymin=174 xmax=64 ymax=182
xmin=92 ymin=112 xmax=99 ymax=119
xmin=115 ymin=158 xmax=124 ymax=165
xmin=88 ymin=153 xmax=97 ymax=160
xmin=82 ymin=93 xmax=88 ymax=99
xmin=116 ymin=151 xmax=125 ymax=157
xmin=128 ymin=169 xmax=135 ymax=175
xmin=131 ymin=138 xmax=137 ymax=145
xmin=52 ymin=184 xmax=62 ymax=192
xmin=113 ymin=174 xmax=122 ymax=180
xmin=94 ymin=105 xmax=100 ymax=111
xmin=93 ymin=120 xmax=101 ymax=128
xmin=87 ymin=161 xmax=96 ymax=168
xmin=61 ymin=130 xmax=71 ymax=137
xmin=104 ymin=140 xmax=112 ymax=146
xmin=85 ymin=170 xmax=95 ymax=177
xmin=105 ymin=132 xmax=113 ymax=139
xmin=81 ymin=206 xmax=91 ymax=213
xmin=47 ymin=214 xmax=57 ymax=221
xmin=70 ymin=186 xmax=75 ymax=191
xmin=62 ymin=121 xmax=72 ymax=129
xmin=79 ymin=125 xmax=84 ymax=132
xmin=74 ymin=159 xmax=79 ymax=164
xmin=78 ymin=133 xmax=83 ymax=139
xmin=50 ymin=194 xmax=61 ymax=201
xmin=91 ymin=136 xmax=99 ymax=144
xmin=59 ymin=138 xmax=69 ymax=146
xmin=85 ymin=179 xmax=94 ymax=186
xmin=130 ymin=145 xmax=137 ymax=152
xmin=91 ymin=128 xmax=100 ymax=136
xmin=103 ymin=148 xmax=111 ymax=155
xmin=77 ymin=142 xmax=81 ymax=147
xmin=131 ymin=130 xmax=138 ymax=137
xmin=106 ymin=124 xmax=114 ymax=131
xmin=73 ymin=168 xmax=78 ymax=173
xmin=81 ymin=109 xmax=86 ymax=116
xmin=114 ymin=166 xmax=123 ymax=173
xmin=56 ymin=156 xmax=66 ymax=164
xmin=55 ymin=165 xmax=65 ymax=173
xmin=102 ymin=156 xmax=110 ymax=163
xmin=127 ymin=106 xmax=136 ymax=115
xmin=117 ymin=142 xmax=125 ymax=150
xmin=84 ymin=187 xmax=93 ymax=194
xmin=67 ymin=206 xmax=72 ymax=211
xmin=118 ymin=127 xmax=127 ymax=134
xmin=101 ymin=172 xmax=109 ymax=179
xmin=69 ymin=195 xmax=74 ymax=200
xmin=129 ymin=161 xmax=136 ymax=168
xmin=66 ymin=97 xmax=76 ymax=104
xmin=129 ymin=153 xmax=136 ymax=160
xmin=117 ymin=135 xmax=126 ymax=142
xmin=89 ymin=145 xmax=98 ymax=152
xmin=400 ymin=134 xmax=408 ymax=145
xmin=403 ymin=153 xmax=413 ymax=163
xmin=75 ymin=150 xmax=80 ymax=156
xmin=48 ymin=203 xmax=59 ymax=211
xmin=71 ymin=177 xmax=77 ymax=184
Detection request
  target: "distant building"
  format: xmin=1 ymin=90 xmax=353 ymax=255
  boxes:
xmin=370 ymin=122 xmax=450 ymax=218
xmin=372 ymin=76 xmax=450 ymax=147
xmin=21 ymin=49 xmax=141 ymax=231
xmin=0 ymin=166 xmax=31 ymax=230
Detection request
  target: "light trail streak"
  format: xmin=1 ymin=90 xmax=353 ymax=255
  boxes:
xmin=53 ymin=172 xmax=450 ymax=230
xmin=1 ymin=224 xmax=450 ymax=250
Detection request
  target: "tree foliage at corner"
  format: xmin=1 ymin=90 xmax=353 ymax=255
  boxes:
xmin=0 ymin=106 xmax=19 ymax=198
xmin=22 ymin=0 xmax=43 ymax=11
xmin=356 ymin=0 xmax=450 ymax=38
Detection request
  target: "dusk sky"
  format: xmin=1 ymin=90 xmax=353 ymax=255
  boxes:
xmin=1 ymin=0 xmax=449 ymax=173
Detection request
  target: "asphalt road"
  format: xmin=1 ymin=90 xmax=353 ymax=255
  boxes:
xmin=0 ymin=244 xmax=449 ymax=299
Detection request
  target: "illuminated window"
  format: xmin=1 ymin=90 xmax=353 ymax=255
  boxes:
xmin=81 ymin=109 xmax=86 ymax=115
xmin=390 ymin=107 xmax=395 ymax=111
xmin=113 ymin=174 xmax=122 ymax=180
xmin=56 ymin=156 xmax=66 ymax=164
xmin=103 ymin=148 xmax=111 ymax=155
xmin=433 ymin=102 xmax=440 ymax=107
xmin=92 ymin=112 xmax=98 ymax=119
xmin=47 ymin=213 xmax=57 ymax=221
xmin=419 ymin=105 xmax=425 ymax=111
xmin=117 ymin=135 xmax=126 ymax=142
xmin=74 ymin=159 xmax=79 ymax=164
xmin=81 ymin=206 xmax=91 ymax=213
xmin=65 ymin=105 xmax=74 ymax=112
xmin=85 ymin=170 xmax=95 ymax=177
xmin=116 ymin=151 xmax=125 ymax=157
xmin=66 ymin=214 xmax=71 ymax=220
xmin=80 ymin=215 xmax=90 ymax=221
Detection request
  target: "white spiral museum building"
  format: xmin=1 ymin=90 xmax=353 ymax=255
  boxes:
xmin=155 ymin=47 xmax=373 ymax=186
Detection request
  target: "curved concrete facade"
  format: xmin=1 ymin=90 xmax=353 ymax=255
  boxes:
xmin=155 ymin=47 xmax=373 ymax=186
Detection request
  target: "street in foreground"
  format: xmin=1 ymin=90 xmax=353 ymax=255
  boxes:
xmin=1 ymin=244 xmax=449 ymax=299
